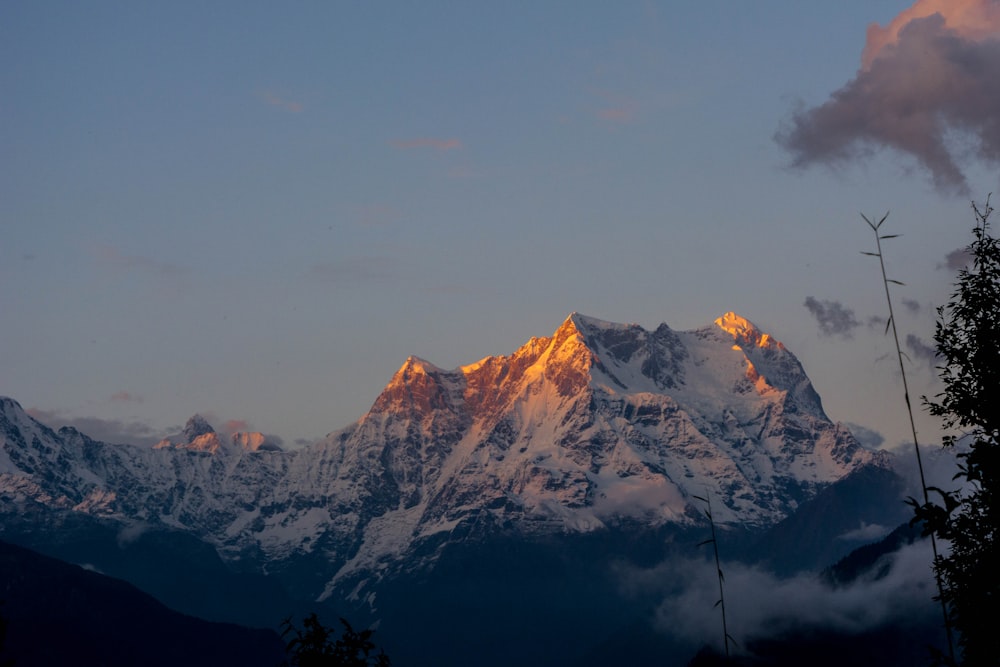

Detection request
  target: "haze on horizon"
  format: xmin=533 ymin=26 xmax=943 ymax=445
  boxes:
xmin=3 ymin=1 xmax=999 ymax=455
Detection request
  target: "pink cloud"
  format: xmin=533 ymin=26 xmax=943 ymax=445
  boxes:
xmin=223 ymin=419 xmax=250 ymax=436
xmin=863 ymin=0 xmax=1000 ymax=69
xmin=261 ymin=91 xmax=303 ymax=113
xmin=110 ymin=391 xmax=143 ymax=404
xmin=777 ymin=2 xmax=1000 ymax=195
xmin=390 ymin=138 xmax=462 ymax=151
xmin=590 ymin=89 xmax=638 ymax=124
xmin=597 ymin=107 xmax=635 ymax=122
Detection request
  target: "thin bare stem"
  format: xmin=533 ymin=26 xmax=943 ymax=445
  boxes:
xmin=695 ymin=492 xmax=731 ymax=657
xmin=860 ymin=212 xmax=956 ymax=664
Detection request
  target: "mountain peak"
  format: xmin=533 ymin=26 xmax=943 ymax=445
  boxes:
xmin=182 ymin=414 xmax=215 ymax=442
xmin=714 ymin=311 xmax=783 ymax=350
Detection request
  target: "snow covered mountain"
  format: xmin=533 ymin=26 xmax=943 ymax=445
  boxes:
xmin=0 ymin=312 xmax=886 ymax=605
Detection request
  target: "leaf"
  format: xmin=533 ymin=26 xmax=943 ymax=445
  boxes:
xmin=884 ymin=316 xmax=893 ymax=335
xmin=692 ymin=495 xmax=706 ymax=503
xmin=713 ymin=599 xmax=722 ymax=609
xmin=880 ymin=234 xmax=901 ymax=239
xmin=888 ymin=279 xmax=906 ymax=286
xmin=860 ymin=251 xmax=881 ymax=257
xmin=697 ymin=539 xmax=715 ymax=547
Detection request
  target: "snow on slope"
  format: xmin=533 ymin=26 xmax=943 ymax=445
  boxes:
xmin=0 ymin=313 xmax=884 ymax=598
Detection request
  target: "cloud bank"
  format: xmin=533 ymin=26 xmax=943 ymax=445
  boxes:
xmin=618 ymin=541 xmax=940 ymax=651
xmin=26 ymin=407 xmax=167 ymax=447
xmin=777 ymin=0 xmax=1000 ymax=195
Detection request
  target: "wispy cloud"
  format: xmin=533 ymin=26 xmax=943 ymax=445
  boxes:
xmin=306 ymin=256 xmax=401 ymax=286
xmin=846 ymin=422 xmax=886 ymax=449
xmin=901 ymin=298 xmax=922 ymax=315
xmin=939 ymin=246 xmax=973 ymax=270
xmin=222 ymin=419 xmax=249 ymax=436
xmin=837 ymin=521 xmax=891 ymax=542
xmin=355 ymin=204 xmax=400 ymax=227
xmin=905 ymin=333 xmax=939 ymax=366
xmin=26 ymin=407 xmax=166 ymax=447
xmin=92 ymin=244 xmax=184 ymax=278
xmin=803 ymin=297 xmax=861 ymax=338
xmin=260 ymin=91 xmax=303 ymax=113
xmin=109 ymin=391 xmax=143 ymax=404
xmin=591 ymin=89 xmax=638 ymax=124
xmin=390 ymin=138 xmax=462 ymax=151
xmin=777 ymin=0 xmax=1000 ymax=195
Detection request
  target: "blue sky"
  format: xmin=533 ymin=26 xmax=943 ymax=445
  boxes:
xmin=3 ymin=1 xmax=997 ymax=451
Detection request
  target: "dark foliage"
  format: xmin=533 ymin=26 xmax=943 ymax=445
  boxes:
xmin=911 ymin=197 xmax=1000 ymax=666
xmin=0 ymin=602 xmax=13 ymax=667
xmin=687 ymin=622 xmax=939 ymax=667
xmin=281 ymin=613 xmax=390 ymax=667
xmin=0 ymin=539 xmax=284 ymax=667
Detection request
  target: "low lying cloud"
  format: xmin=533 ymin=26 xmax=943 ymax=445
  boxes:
xmin=777 ymin=0 xmax=1000 ymax=195
xmin=26 ymin=407 xmax=167 ymax=447
xmin=803 ymin=297 xmax=861 ymax=338
xmin=618 ymin=541 xmax=940 ymax=650
xmin=901 ymin=298 xmax=922 ymax=315
xmin=837 ymin=522 xmax=891 ymax=542
xmin=846 ymin=422 xmax=886 ymax=449
xmin=390 ymin=138 xmax=462 ymax=151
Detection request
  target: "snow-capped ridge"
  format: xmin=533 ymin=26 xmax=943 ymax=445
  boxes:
xmin=714 ymin=311 xmax=784 ymax=351
xmin=0 ymin=310 xmax=879 ymax=603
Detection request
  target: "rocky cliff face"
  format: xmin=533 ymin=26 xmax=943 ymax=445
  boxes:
xmin=0 ymin=312 xmax=885 ymax=601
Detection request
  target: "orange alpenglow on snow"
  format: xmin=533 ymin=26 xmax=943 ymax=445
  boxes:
xmin=713 ymin=312 xmax=784 ymax=350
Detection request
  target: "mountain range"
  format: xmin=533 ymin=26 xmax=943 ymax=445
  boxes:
xmin=0 ymin=312 xmax=929 ymax=665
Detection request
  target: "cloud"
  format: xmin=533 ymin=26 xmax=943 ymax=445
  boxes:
xmin=109 ymin=391 xmax=143 ymax=404
xmin=901 ymin=298 xmax=922 ymax=314
xmin=777 ymin=0 xmax=1000 ymax=195
xmin=222 ymin=419 xmax=250 ymax=437
xmin=306 ymin=256 xmax=401 ymax=286
xmin=837 ymin=522 xmax=891 ymax=541
xmin=905 ymin=333 xmax=939 ymax=366
xmin=846 ymin=422 xmax=886 ymax=449
xmin=803 ymin=297 xmax=861 ymax=337
xmin=356 ymin=204 xmax=401 ymax=227
xmin=26 ymin=407 xmax=167 ymax=447
xmin=590 ymin=89 xmax=638 ymax=123
xmin=390 ymin=138 xmax=462 ymax=151
xmin=597 ymin=106 xmax=636 ymax=122
xmin=261 ymin=91 xmax=303 ymax=113
xmin=619 ymin=541 xmax=940 ymax=650
xmin=92 ymin=244 xmax=184 ymax=278
xmin=939 ymin=246 xmax=973 ymax=269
